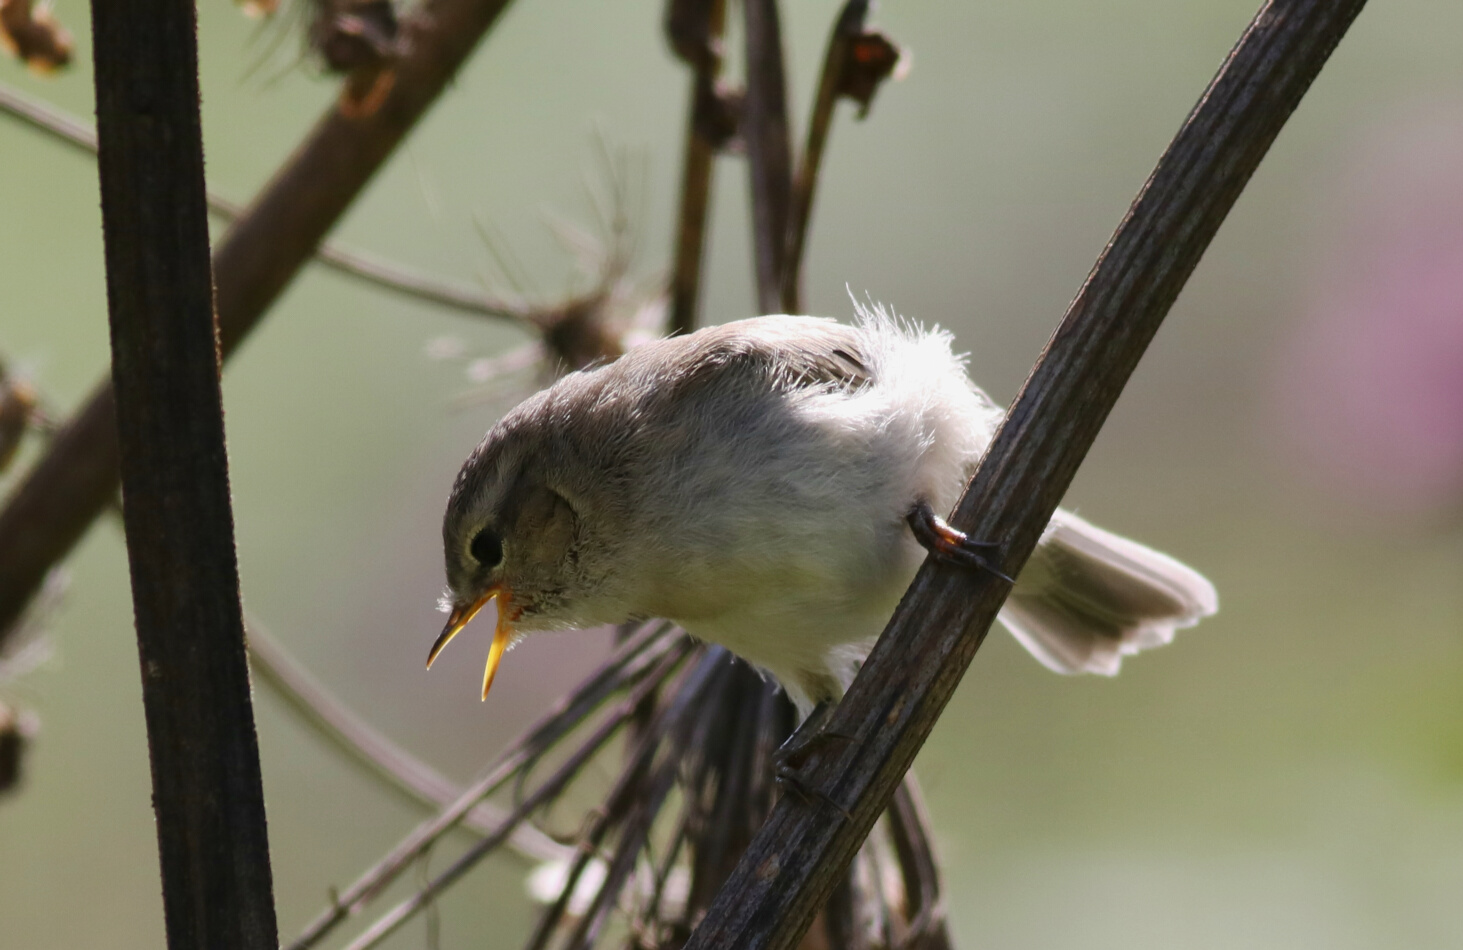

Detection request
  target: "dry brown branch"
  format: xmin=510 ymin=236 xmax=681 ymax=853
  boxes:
xmin=0 ymin=699 xmax=36 ymax=794
xmin=885 ymin=780 xmax=951 ymax=949
xmin=682 ymin=3 xmax=1370 ymax=948
xmin=665 ymin=0 xmax=735 ymax=335
xmin=740 ymin=0 xmax=793 ymax=315
xmin=781 ymin=0 xmax=901 ymax=313
xmin=0 ymin=80 xmax=534 ymax=324
xmin=0 ymin=0 xmax=520 ymax=644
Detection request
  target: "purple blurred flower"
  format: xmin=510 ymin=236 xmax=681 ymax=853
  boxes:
xmin=1276 ymin=99 xmax=1463 ymax=524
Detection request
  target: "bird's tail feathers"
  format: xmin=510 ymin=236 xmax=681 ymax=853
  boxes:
xmin=999 ymin=510 xmax=1217 ymax=675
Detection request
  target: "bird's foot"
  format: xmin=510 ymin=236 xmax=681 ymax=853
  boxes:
xmin=906 ymin=500 xmax=1013 ymax=583
xmin=774 ymin=702 xmax=854 ymax=772
xmin=773 ymin=701 xmax=854 ymax=819
xmin=775 ymin=769 xmax=852 ymax=820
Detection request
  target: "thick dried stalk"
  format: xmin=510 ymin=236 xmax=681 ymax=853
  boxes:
xmin=740 ymin=0 xmax=793 ymax=314
xmin=683 ymin=3 xmax=1370 ymax=948
xmin=90 ymin=0 xmax=277 ymax=943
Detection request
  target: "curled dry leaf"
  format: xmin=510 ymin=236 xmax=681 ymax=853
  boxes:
xmin=0 ymin=0 xmax=72 ymax=73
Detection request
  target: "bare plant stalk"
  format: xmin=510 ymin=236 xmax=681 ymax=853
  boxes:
xmin=0 ymin=81 xmax=535 ymax=324
xmin=781 ymin=0 xmax=900 ymax=313
xmin=516 ymin=650 xmax=725 ymax=950
xmin=89 ymin=0 xmax=277 ymax=944
xmin=885 ymin=779 xmax=951 ymax=949
xmin=0 ymin=0 xmax=519 ymax=644
xmin=665 ymin=0 xmax=731 ymax=335
xmin=337 ymin=642 xmax=705 ymax=950
xmin=741 ymin=0 xmax=794 ymax=314
xmin=286 ymin=623 xmax=685 ymax=950
xmin=683 ymin=3 xmax=1370 ymax=948
xmin=243 ymin=614 xmax=568 ymax=861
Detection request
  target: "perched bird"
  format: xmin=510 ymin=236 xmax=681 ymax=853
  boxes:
xmin=430 ymin=305 xmax=1217 ymax=715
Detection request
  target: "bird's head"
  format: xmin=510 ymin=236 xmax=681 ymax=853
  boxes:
xmin=431 ymin=406 xmax=594 ymax=701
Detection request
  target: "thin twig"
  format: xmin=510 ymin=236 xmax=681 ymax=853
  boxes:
xmin=740 ymin=0 xmax=794 ymax=314
xmin=665 ymin=0 xmax=732 ymax=335
xmin=556 ymin=692 xmax=692 ymax=950
xmin=638 ymin=809 xmax=691 ymax=938
xmin=243 ymin=613 xmax=568 ymax=862
xmin=518 ymin=649 xmax=725 ymax=950
xmin=89 ymin=0 xmax=278 ymax=944
xmin=287 ymin=623 xmax=685 ymax=950
xmin=885 ymin=777 xmax=952 ymax=950
xmin=338 ymin=642 xmax=703 ymax=950
xmin=0 ymin=80 xmax=533 ymax=324
xmin=0 ymin=0 xmax=520 ymax=643
xmin=683 ymin=3 xmax=1370 ymax=948
xmin=781 ymin=0 xmax=900 ymax=313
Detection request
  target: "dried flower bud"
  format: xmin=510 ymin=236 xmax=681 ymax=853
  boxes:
xmin=0 ymin=0 xmax=72 ymax=73
xmin=836 ymin=29 xmax=903 ymax=119
xmin=0 ymin=377 xmax=37 ymax=474
xmin=0 ymin=701 xmax=37 ymax=795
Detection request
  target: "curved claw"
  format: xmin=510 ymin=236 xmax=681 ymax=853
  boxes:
xmin=906 ymin=500 xmax=1013 ymax=584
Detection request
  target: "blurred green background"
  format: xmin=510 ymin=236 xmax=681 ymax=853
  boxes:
xmin=3 ymin=0 xmax=1462 ymax=947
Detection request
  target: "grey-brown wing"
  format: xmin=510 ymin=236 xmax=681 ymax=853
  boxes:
xmin=667 ymin=316 xmax=873 ymax=398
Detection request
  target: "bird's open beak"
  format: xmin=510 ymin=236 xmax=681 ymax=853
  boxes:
xmin=427 ymin=587 xmax=518 ymax=701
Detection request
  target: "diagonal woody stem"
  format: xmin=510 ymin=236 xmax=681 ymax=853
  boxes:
xmin=683 ymin=2 xmax=1371 ymax=948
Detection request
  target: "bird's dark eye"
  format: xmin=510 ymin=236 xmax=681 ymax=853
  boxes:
xmin=470 ymin=529 xmax=503 ymax=568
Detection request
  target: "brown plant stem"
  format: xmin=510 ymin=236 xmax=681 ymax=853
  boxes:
xmin=740 ymin=0 xmax=793 ymax=315
xmin=340 ymin=641 xmax=704 ymax=950
xmin=665 ymin=0 xmax=731 ymax=336
xmin=520 ymin=651 xmax=722 ymax=950
xmin=885 ymin=779 xmax=951 ymax=949
xmin=89 ymin=0 xmax=277 ymax=944
xmin=780 ymin=0 xmax=898 ymax=313
xmin=0 ymin=80 xmax=534 ymax=324
xmin=667 ymin=0 xmax=728 ymax=336
xmin=0 ymin=0 xmax=518 ymax=644
xmin=683 ymin=2 xmax=1370 ymax=949
xmin=286 ymin=622 xmax=684 ymax=950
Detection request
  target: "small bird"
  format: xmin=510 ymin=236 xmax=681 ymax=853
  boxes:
xmin=430 ymin=305 xmax=1217 ymax=715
